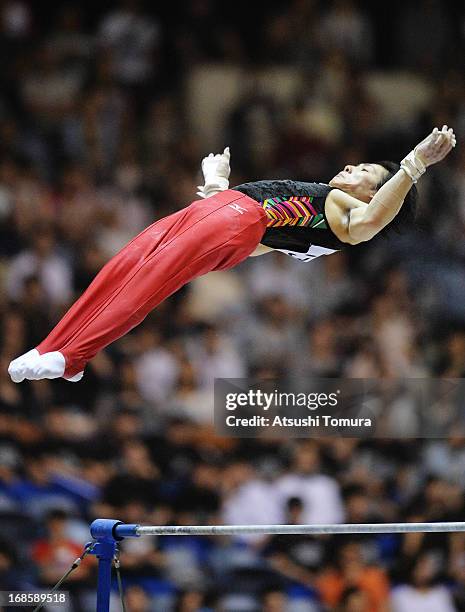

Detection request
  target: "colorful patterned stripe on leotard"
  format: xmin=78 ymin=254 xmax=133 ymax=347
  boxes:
xmin=262 ymin=196 xmax=327 ymax=228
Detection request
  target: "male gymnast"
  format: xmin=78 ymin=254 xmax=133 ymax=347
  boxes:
xmin=8 ymin=125 xmax=456 ymax=383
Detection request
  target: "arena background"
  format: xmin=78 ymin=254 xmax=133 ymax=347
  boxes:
xmin=0 ymin=1 xmax=465 ymax=610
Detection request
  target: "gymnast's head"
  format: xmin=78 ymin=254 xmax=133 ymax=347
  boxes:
xmin=329 ymin=160 xmax=417 ymax=232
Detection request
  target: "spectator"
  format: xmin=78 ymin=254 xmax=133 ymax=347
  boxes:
xmin=98 ymin=0 xmax=161 ymax=88
xmin=124 ymin=585 xmax=152 ymax=612
xmin=319 ymin=0 xmax=374 ymax=64
xmin=31 ymin=509 xmax=91 ymax=586
xmin=316 ymin=540 xmax=390 ymax=611
xmin=6 ymin=223 xmax=72 ymax=308
xmin=391 ymin=552 xmax=456 ymax=612
xmin=187 ymin=323 xmax=246 ymax=389
xmin=222 ymin=460 xmax=282 ymax=533
xmin=276 ymin=442 xmax=345 ymax=524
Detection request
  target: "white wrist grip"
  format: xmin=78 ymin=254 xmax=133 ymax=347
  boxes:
xmin=400 ymin=149 xmax=426 ymax=183
xmin=197 ymin=178 xmax=229 ymax=199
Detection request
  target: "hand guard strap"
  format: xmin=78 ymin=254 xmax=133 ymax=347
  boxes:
xmin=400 ymin=149 xmax=426 ymax=183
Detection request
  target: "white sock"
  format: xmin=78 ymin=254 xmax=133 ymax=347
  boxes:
xmin=30 ymin=351 xmax=66 ymax=380
xmin=8 ymin=350 xmax=66 ymax=382
xmin=8 ymin=349 xmax=40 ymax=383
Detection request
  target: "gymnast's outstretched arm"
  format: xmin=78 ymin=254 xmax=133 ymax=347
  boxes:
xmin=332 ymin=126 xmax=456 ymax=243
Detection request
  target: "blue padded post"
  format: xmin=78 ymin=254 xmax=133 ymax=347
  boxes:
xmin=89 ymin=519 xmax=123 ymax=612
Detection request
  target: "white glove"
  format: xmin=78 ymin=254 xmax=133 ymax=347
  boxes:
xmin=401 ymin=125 xmax=456 ymax=183
xmin=197 ymin=147 xmax=231 ymax=198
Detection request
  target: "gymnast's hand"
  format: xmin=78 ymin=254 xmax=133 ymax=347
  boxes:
xmin=401 ymin=125 xmax=456 ymax=182
xmin=197 ymin=147 xmax=231 ymax=198
xmin=415 ymin=125 xmax=456 ymax=166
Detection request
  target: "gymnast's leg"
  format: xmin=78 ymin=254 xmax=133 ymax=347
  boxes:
xmin=8 ymin=191 xmax=267 ymax=383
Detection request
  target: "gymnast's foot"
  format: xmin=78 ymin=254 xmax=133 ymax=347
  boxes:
xmin=8 ymin=349 xmax=84 ymax=383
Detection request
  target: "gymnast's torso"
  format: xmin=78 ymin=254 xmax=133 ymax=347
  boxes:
xmin=233 ymin=180 xmax=349 ymax=262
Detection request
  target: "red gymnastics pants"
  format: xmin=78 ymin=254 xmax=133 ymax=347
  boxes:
xmin=36 ymin=190 xmax=268 ymax=378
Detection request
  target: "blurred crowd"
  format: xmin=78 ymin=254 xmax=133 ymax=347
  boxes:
xmin=0 ymin=0 xmax=465 ymax=610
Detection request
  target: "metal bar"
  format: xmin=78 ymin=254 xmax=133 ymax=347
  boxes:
xmin=94 ymin=519 xmax=465 ymax=612
xmin=134 ymin=522 xmax=465 ymax=536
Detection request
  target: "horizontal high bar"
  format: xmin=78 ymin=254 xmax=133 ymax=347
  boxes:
xmin=127 ymin=522 xmax=465 ymax=537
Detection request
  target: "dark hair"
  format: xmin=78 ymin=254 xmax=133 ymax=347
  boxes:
xmin=286 ymin=496 xmax=303 ymax=511
xmin=374 ymin=161 xmax=418 ymax=235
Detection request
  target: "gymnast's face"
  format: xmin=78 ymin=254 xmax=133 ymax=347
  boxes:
xmin=329 ymin=163 xmax=389 ymax=203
